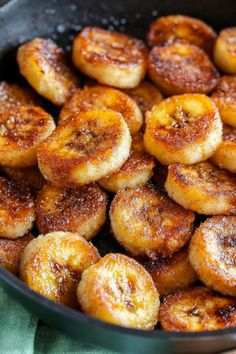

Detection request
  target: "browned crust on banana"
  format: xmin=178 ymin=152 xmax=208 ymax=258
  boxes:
xmin=148 ymin=43 xmax=219 ymax=95
xmin=0 ymin=233 xmax=33 ymax=274
xmin=160 ymin=287 xmax=236 ymax=332
xmin=148 ymin=15 xmax=216 ymax=55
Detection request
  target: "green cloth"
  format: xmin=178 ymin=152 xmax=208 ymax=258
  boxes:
xmin=0 ymin=287 xmax=116 ymax=354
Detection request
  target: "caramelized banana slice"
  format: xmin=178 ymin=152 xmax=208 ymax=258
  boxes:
xmin=189 ymin=216 xmax=236 ymax=296
xmin=36 ymin=183 xmax=107 ymax=240
xmin=0 ymin=176 xmax=35 ymax=239
xmin=3 ymin=166 xmax=45 ymax=196
xmin=17 ymin=38 xmax=79 ymax=105
xmin=20 ymin=231 xmax=100 ymax=307
xmin=38 ymin=109 xmax=131 ymax=186
xmin=72 ymin=27 xmax=148 ymax=89
xmin=211 ymin=125 xmax=236 ymax=173
xmin=110 ymin=184 xmax=194 ymax=258
xmin=124 ymin=81 xmax=163 ymax=115
xmin=165 ymin=162 xmax=236 ymax=215
xmin=59 ymin=85 xmax=143 ymax=134
xmin=214 ymin=28 xmax=236 ymax=74
xmin=211 ymin=75 xmax=236 ymax=127
xmin=99 ymin=133 xmax=155 ymax=192
xmin=0 ymin=106 xmax=55 ymax=168
xmin=0 ymin=233 xmax=33 ymax=275
xmin=148 ymin=43 xmax=219 ymax=95
xmin=140 ymin=247 xmax=197 ymax=297
xmin=77 ymin=253 xmax=160 ymax=330
xmin=160 ymin=287 xmax=236 ymax=332
xmin=148 ymin=15 xmax=216 ymax=55
xmin=144 ymin=94 xmax=222 ymax=165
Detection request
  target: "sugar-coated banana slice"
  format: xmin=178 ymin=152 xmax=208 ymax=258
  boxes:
xmin=59 ymin=85 xmax=143 ymax=134
xmin=110 ymin=184 xmax=194 ymax=258
xmin=99 ymin=133 xmax=155 ymax=192
xmin=0 ymin=106 xmax=55 ymax=168
xmin=0 ymin=176 xmax=35 ymax=239
xmin=141 ymin=247 xmax=197 ymax=297
xmin=37 ymin=109 xmax=131 ymax=186
xmin=211 ymin=125 xmax=236 ymax=173
xmin=72 ymin=27 xmax=148 ymax=89
xmin=20 ymin=232 xmax=100 ymax=307
xmin=160 ymin=287 xmax=236 ymax=332
xmin=214 ymin=28 xmax=236 ymax=74
xmin=165 ymin=162 xmax=236 ymax=215
xmin=77 ymin=253 xmax=160 ymax=330
xmin=189 ymin=216 xmax=236 ymax=296
xmin=144 ymin=94 xmax=222 ymax=165
xmin=17 ymin=38 xmax=79 ymax=105
xmin=124 ymin=81 xmax=163 ymax=115
xmin=211 ymin=75 xmax=236 ymax=127
xmin=36 ymin=183 xmax=107 ymax=240
xmin=148 ymin=15 xmax=216 ymax=55
xmin=148 ymin=43 xmax=219 ymax=95
xmin=0 ymin=233 xmax=33 ymax=275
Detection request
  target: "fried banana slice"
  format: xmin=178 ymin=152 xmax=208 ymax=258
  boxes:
xmin=214 ymin=28 xmax=236 ymax=74
xmin=124 ymin=80 xmax=163 ymax=115
xmin=0 ymin=176 xmax=35 ymax=239
xmin=110 ymin=184 xmax=194 ymax=258
xmin=37 ymin=109 xmax=131 ymax=186
xmin=0 ymin=233 xmax=33 ymax=275
xmin=20 ymin=231 xmax=100 ymax=307
xmin=77 ymin=253 xmax=160 ymax=330
xmin=17 ymin=38 xmax=79 ymax=105
xmin=99 ymin=133 xmax=155 ymax=192
xmin=148 ymin=15 xmax=216 ymax=55
xmin=144 ymin=94 xmax=222 ymax=165
xmin=0 ymin=106 xmax=55 ymax=168
xmin=59 ymin=85 xmax=143 ymax=134
xmin=211 ymin=125 xmax=236 ymax=173
xmin=189 ymin=216 xmax=236 ymax=296
xmin=211 ymin=75 xmax=236 ymax=127
xmin=160 ymin=287 xmax=236 ymax=332
xmin=72 ymin=27 xmax=148 ymax=89
xmin=165 ymin=162 xmax=236 ymax=215
xmin=36 ymin=183 xmax=107 ymax=240
xmin=148 ymin=43 xmax=219 ymax=95
xmin=141 ymin=247 xmax=197 ymax=297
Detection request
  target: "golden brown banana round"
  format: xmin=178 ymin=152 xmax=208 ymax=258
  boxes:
xmin=110 ymin=184 xmax=195 ymax=258
xmin=0 ymin=176 xmax=35 ymax=239
xmin=211 ymin=125 xmax=236 ymax=173
xmin=124 ymin=80 xmax=163 ymax=115
xmin=214 ymin=28 xmax=236 ymax=74
xmin=165 ymin=162 xmax=236 ymax=215
xmin=211 ymin=75 xmax=236 ymax=127
xmin=0 ymin=233 xmax=33 ymax=275
xmin=17 ymin=38 xmax=79 ymax=105
xmin=72 ymin=27 xmax=148 ymax=89
xmin=189 ymin=216 xmax=236 ymax=296
xmin=152 ymin=163 xmax=168 ymax=189
xmin=144 ymin=94 xmax=222 ymax=165
xmin=36 ymin=183 xmax=107 ymax=240
xmin=0 ymin=106 xmax=55 ymax=168
xmin=160 ymin=286 xmax=236 ymax=332
xmin=59 ymin=85 xmax=143 ymax=134
xmin=77 ymin=253 xmax=160 ymax=330
xmin=3 ymin=166 xmax=45 ymax=196
xmin=148 ymin=15 xmax=216 ymax=55
xmin=148 ymin=43 xmax=219 ymax=96
xmin=99 ymin=133 xmax=155 ymax=192
xmin=141 ymin=247 xmax=197 ymax=297
xmin=37 ymin=109 xmax=131 ymax=186
xmin=20 ymin=231 xmax=100 ymax=307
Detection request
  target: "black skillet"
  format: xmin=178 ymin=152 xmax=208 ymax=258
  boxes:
xmin=0 ymin=0 xmax=236 ymax=353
